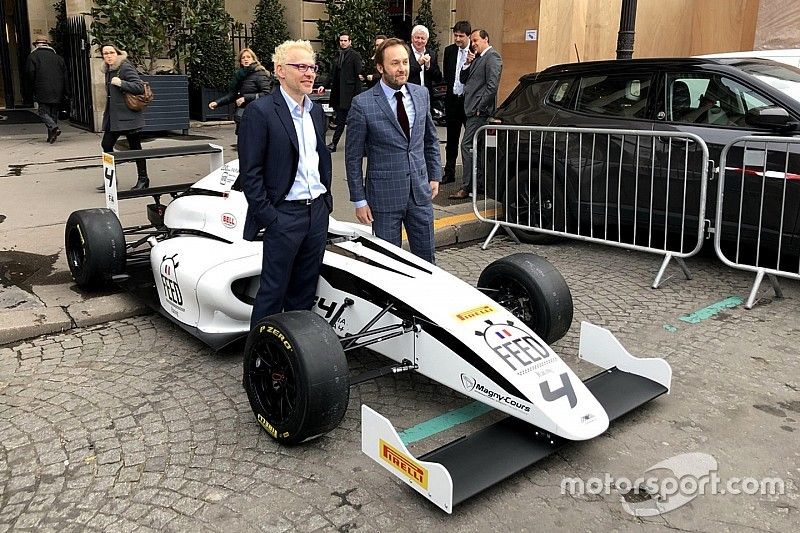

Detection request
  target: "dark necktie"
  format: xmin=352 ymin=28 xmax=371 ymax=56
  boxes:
xmin=394 ymin=91 xmax=410 ymax=140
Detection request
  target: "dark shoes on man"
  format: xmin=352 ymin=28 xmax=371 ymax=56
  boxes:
xmin=448 ymin=188 xmax=471 ymax=200
xmin=441 ymin=168 xmax=456 ymax=184
xmin=47 ymin=127 xmax=61 ymax=144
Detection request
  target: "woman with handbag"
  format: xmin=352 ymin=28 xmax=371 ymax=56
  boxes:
xmin=208 ymin=48 xmax=273 ymax=134
xmin=97 ymin=43 xmax=150 ymax=191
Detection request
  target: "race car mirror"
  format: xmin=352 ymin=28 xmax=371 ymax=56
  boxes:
xmin=102 ymin=152 xmax=119 ymax=217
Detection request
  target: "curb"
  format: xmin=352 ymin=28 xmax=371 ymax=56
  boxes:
xmin=0 ymin=215 xmax=492 ymax=347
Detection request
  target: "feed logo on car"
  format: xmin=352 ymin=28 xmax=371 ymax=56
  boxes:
xmin=455 ymin=304 xmax=495 ymax=321
xmin=477 ymin=321 xmax=553 ymax=374
xmin=159 ymin=254 xmax=184 ymax=311
xmin=379 ymin=440 xmax=428 ymax=489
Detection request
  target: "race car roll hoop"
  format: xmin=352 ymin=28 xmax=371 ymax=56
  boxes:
xmin=64 ymin=150 xmax=672 ymax=514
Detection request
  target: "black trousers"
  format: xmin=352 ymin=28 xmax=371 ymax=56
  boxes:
xmin=444 ymin=95 xmax=466 ymax=177
xmin=251 ymin=197 xmax=329 ymax=328
xmin=330 ymin=107 xmax=349 ymax=148
xmin=101 ymin=129 xmax=148 ymax=178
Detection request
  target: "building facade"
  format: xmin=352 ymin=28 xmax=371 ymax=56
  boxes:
xmin=3 ymin=1 xmax=798 ymax=124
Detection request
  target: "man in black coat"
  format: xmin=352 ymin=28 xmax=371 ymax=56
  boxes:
xmin=239 ymin=40 xmax=333 ymax=326
xmin=441 ymin=20 xmax=471 ymax=183
xmin=327 ymin=32 xmax=362 ymax=152
xmin=407 ymin=25 xmax=442 ymax=102
xmin=25 ymin=35 xmax=68 ymax=143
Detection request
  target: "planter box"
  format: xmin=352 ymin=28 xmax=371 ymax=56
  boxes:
xmin=190 ymin=86 xmax=234 ymax=121
xmin=141 ymin=74 xmax=190 ymax=134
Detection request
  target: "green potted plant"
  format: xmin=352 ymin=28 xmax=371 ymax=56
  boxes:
xmin=251 ymin=0 xmax=290 ymax=73
xmin=182 ymin=0 xmax=236 ymax=121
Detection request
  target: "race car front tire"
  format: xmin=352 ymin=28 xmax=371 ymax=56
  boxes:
xmin=478 ymin=253 xmax=573 ymax=344
xmin=64 ymin=208 xmax=126 ymax=289
xmin=243 ymin=310 xmax=349 ymax=445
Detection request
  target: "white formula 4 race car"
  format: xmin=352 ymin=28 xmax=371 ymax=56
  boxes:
xmin=65 ymin=145 xmax=672 ymax=513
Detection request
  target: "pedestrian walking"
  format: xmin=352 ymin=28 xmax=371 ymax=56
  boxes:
xmin=208 ymin=48 xmax=273 ymax=135
xmin=238 ymin=40 xmax=333 ymax=327
xmin=327 ymin=32 xmax=362 ymax=152
xmin=97 ymin=43 xmax=150 ymax=191
xmin=345 ymin=38 xmax=442 ymax=264
xmin=25 ymin=34 xmax=68 ymax=144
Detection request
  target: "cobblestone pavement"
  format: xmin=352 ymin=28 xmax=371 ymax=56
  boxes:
xmin=1 ymin=239 xmax=798 ymax=532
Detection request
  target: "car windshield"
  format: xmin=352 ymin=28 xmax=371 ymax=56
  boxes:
xmin=733 ymin=61 xmax=800 ymax=104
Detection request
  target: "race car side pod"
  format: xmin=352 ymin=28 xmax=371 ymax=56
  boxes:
xmin=361 ymin=321 xmax=672 ymax=513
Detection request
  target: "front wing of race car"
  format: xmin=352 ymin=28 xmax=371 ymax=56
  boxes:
xmin=362 ymin=321 xmax=671 ymax=513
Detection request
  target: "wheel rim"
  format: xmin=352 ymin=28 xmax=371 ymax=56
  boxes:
xmin=247 ymin=337 xmax=298 ymax=427
xmin=508 ymin=180 xmax=554 ymax=230
xmin=66 ymin=226 xmax=86 ymax=276
xmin=489 ymin=277 xmax=536 ymax=325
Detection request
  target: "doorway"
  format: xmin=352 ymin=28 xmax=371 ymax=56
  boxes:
xmin=0 ymin=0 xmax=31 ymax=108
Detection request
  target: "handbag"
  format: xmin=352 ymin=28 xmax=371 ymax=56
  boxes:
xmin=124 ymin=81 xmax=154 ymax=112
xmin=234 ymin=106 xmax=245 ymax=124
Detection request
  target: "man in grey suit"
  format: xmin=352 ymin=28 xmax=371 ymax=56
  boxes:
xmin=345 ymin=38 xmax=442 ymax=263
xmin=449 ymin=29 xmax=502 ymax=200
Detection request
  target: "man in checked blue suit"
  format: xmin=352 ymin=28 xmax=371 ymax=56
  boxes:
xmin=238 ymin=40 xmax=333 ymax=327
xmin=345 ymin=37 xmax=442 ymax=264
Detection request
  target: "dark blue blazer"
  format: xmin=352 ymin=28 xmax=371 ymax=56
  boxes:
xmin=238 ymin=91 xmax=333 ymax=241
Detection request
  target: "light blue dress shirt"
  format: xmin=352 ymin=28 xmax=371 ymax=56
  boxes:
xmin=453 ymin=45 xmax=469 ymax=96
xmin=279 ymin=86 xmax=327 ymax=201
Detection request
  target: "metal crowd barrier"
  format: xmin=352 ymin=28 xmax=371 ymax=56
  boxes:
xmin=715 ymin=135 xmax=800 ymax=308
xmin=473 ymin=125 xmax=710 ymax=288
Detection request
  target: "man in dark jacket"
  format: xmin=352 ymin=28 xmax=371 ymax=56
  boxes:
xmin=327 ymin=32 xmax=362 ymax=152
xmin=25 ymin=35 xmax=68 ymax=143
xmin=441 ymin=20 xmax=471 ymax=183
xmin=407 ymin=25 xmax=442 ymax=97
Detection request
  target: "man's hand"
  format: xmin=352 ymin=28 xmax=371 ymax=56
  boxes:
xmin=430 ymin=181 xmax=439 ymax=199
xmin=235 ymin=96 xmax=245 ymax=107
xmin=110 ymin=77 xmax=122 ymax=87
xmin=355 ymin=205 xmax=373 ymax=224
xmin=465 ymin=50 xmax=476 ymax=65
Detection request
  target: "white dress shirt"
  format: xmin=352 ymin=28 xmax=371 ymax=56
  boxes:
xmin=453 ymin=45 xmax=469 ymax=96
xmin=279 ymin=86 xmax=327 ymax=201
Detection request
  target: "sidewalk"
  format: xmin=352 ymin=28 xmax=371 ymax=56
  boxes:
xmin=0 ymin=112 xmax=493 ymax=345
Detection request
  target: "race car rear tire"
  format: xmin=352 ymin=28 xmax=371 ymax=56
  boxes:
xmin=64 ymin=208 xmax=126 ymax=289
xmin=478 ymin=253 xmax=573 ymax=344
xmin=243 ymin=310 xmax=349 ymax=445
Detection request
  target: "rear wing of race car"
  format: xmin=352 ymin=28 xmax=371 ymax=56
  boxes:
xmin=361 ymin=322 xmax=671 ymax=513
xmin=101 ymin=143 xmax=224 ymax=218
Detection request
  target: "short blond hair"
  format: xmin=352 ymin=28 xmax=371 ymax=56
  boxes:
xmin=272 ymin=40 xmax=316 ymax=67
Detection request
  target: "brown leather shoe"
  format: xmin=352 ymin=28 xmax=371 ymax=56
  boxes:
xmin=448 ymin=189 xmax=470 ymax=200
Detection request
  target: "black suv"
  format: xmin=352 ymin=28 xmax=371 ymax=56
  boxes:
xmin=487 ymin=57 xmax=800 ymax=261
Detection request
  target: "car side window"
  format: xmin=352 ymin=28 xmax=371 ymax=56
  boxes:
xmin=575 ymin=74 xmax=652 ymax=118
xmin=547 ymin=79 xmax=575 ymax=108
xmin=666 ymin=73 xmax=777 ymax=127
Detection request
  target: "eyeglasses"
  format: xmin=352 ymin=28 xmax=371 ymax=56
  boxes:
xmin=285 ymin=63 xmax=319 ymax=74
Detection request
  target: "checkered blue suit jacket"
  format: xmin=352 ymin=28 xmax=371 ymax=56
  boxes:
xmin=345 ymin=82 xmax=441 ymax=212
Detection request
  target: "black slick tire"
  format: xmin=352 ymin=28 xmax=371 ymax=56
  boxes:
xmin=478 ymin=253 xmax=573 ymax=344
xmin=64 ymin=208 xmax=126 ymax=289
xmin=243 ymin=310 xmax=349 ymax=445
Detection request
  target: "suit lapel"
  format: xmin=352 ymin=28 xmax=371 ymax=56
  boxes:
xmin=373 ymin=83 xmax=406 ymax=139
xmin=273 ymin=94 xmax=299 ymax=153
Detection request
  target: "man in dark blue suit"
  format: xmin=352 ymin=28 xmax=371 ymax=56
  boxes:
xmin=238 ymin=40 xmax=333 ymax=328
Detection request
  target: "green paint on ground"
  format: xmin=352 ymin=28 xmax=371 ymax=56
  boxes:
xmin=663 ymin=324 xmax=678 ymax=333
xmin=399 ymin=402 xmax=494 ymax=446
xmin=678 ymin=296 xmax=744 ymax=324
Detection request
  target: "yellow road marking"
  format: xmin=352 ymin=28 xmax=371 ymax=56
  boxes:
xmin=401 ymin=208 xmax=500 ymax=240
